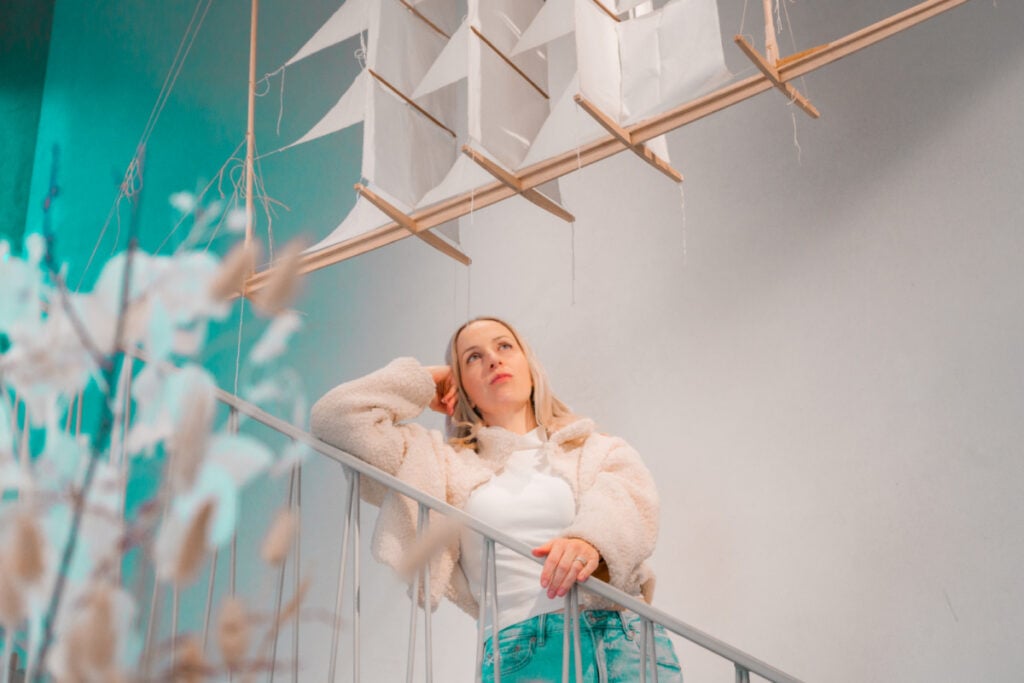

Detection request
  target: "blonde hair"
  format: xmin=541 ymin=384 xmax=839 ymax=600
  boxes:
xmin=445 ymin=317 xmax=576 ymax=450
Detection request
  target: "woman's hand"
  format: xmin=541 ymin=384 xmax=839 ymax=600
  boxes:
xmin=426 ymin=365 xmax=457 ymax=416
xmin=532 ymin=537 xmax=601 ymax=599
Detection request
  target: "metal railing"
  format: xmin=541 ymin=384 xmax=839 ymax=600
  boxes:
xmin=189 ymin=386 xmax=805 ymax=683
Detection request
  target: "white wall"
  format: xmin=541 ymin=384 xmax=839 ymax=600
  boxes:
xmin=270 ymin=1 xmax=1024 ymax=681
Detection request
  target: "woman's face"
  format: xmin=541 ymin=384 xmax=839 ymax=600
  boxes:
xmin=455 ymin=320 xmax=534 ymax=427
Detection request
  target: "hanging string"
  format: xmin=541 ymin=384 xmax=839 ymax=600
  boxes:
xmin=77 ymin=0 xmax=215 ymax=290
xmin=233 ymin=297 xmax=247 ymax=399
xmin=570 ymin=221 xmax=576 ymax=306
xmin=738 ymin=0 xmax=750 ymax=37
xmin=277 ymin=67 xmax=287 ymax=135
xmin=678 ymin=184 xmax=688 ymax=265
xmin=791 ymin=111 xmax=803 ymax=164
xmin=780 ymin=0 xmax=813 ymax=107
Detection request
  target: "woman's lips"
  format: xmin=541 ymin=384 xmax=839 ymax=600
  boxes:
xmin=490 ymin=372 xmax=512 ymax=385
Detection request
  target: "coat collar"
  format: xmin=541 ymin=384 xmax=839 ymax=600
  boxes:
xmin=475 ymin=417 xmax=596 ymax=463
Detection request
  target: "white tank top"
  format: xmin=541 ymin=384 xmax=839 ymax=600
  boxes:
xmin=460 ymin=427 xmax=576 ymax=629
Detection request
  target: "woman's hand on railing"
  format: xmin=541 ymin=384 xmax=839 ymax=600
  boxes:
xmin=426 ymin=365 xmax=457 ymax=416
xmin=533 ymin=537 xmax=601 ymax=599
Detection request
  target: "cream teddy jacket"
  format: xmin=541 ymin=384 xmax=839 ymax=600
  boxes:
xmin=310 ymin=357 xmax=659 ymax=618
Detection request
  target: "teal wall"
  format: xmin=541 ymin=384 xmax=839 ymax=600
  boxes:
xmin=27 ymin=0 xmax=362 ymax=291
xmin=0 ymin=0 xmax=55 ymax=252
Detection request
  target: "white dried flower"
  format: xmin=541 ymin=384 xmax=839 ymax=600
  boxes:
xmin=217 ymin=596 xmax=250 ymax=670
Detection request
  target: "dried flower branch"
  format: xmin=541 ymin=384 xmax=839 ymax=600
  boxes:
xmin=249 ymin=238 xmax=305 ymax=317
xmin=166 ymin=384 xmax=214 ymax=493
xmin=260 ymin=508 xmax=297 ymax=566
xmin=216 ymin=596 xmax=250 ymax=670
xmin=396 ymin=515 xmax=463 ymax=582
xmin=0 ymin=558 xmax=26 ymax=627
xmin=11 ymin=513 xmax=46 ymax=584
xmin=175 ymin=500 xmax=215 ymax=586
xmin=209 ymin=240 xmax=260 ymax=302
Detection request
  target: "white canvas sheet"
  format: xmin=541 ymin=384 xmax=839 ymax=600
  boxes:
xmin=512 ymin=0 xmax=574 ymax=57
xmin=518 ymin=73 xmax=606 ymax=170
xmin=301 ymin=194 xmax=391 ymax=255
xmin=415 ymin=154 xmax=495 ymax=210
xmin=411 ymin=19 xmax=470 ymax=99
xmin=363 ymin=78 xmax=458 ymax=208
xmin=616 ymin=0 xmax=730 ymax=124
xmin=285 ymin=69 xmax=369 ymax=149
xmin=286 ymin=0 xmax=372 ymax=66
xmin=575 ymin=0 xmax=624 ymax=122
xmin=368 ymin=0 xmax=450 ymax=95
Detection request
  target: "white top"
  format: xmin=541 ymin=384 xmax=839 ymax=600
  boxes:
xmin=459 ymin=426 xmax=576 ymax=629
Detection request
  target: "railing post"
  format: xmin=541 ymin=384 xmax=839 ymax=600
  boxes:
xmin=736 ymin=664 xmax=751 ymax=683
xmin=292 ymin=464 xmax=302 ymax=683
xmin=328 ymin=470 xmax=356 ymax=683
xmin=569 ymin=586 xmax=583 ymax=682
xmin=422 ymin=505 xmax=433 ymax=683
xmin=488 ymin=539 xmax=501 ymax=683
xmin=352 ymin=472 xmax=361 ymax=683
xmin=268 ymin=464 xmax=298 ymax=683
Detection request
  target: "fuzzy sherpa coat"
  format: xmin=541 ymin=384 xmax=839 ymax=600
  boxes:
xmin=310 ymin=357 xmax=659 ymax=618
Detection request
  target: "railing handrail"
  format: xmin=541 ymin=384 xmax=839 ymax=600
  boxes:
xmin=216 ymin=387 xmax=804 ymax=683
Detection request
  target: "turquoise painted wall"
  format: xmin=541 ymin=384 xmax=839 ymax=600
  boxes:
xmin=0 ymin=0 xmax=55 ymax=252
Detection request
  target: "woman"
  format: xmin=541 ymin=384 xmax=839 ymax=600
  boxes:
xmin=311 ymin=317 xmax=681 ymax=681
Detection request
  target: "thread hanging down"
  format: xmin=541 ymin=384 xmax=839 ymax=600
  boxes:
xmin=678 ymin=184 xmax=688 ymax=264
xmin=570 ymin=221 xmax=577 ymax=306
xmin=791 ymin=111 xmax=803 ymax=165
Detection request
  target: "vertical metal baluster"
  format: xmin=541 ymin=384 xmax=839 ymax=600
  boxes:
xmin=292 ymin=464 xmax=302 ymax=683
xmin=570 ymin=586 xmax=582 ymax=683
xmin=639 ymin=619 xmax=649 ymax=683
xmin=64 ymin=391 xmax=75 ymax=432
xmin=735 ymin=664 xmax=751 ymax=683
xmin=422 ymin=506 xmax=433 ymax=683
xmin=228 ymin=410 xmax=238 ymax=683
xmin=648 ymin=619 xmax=659 ymax=683
xmin=2 ymin=624 xmax=12 ymax=683
xmin=561 ymin=592 xmax=571 ymax=683
xmin=328 ymin=471 xmax=356 ymax=683
xmin=352 ymin=473 xmax=361 ymax=683
xmin=201 ymin=548 xmax=219 ymax=653
xmin=406 ymin=505 xmax=425 ymax=683
xmin=268 ymin=465 xmax=297 ymax=683
xmin=474 ymin=536 xmax=488 ymax=683
xmin=488 ymin=540 xmax=501 ymax=683
xmin=142 ymin=494 xmax=172 ymax=676
xmin=171 ymin=585 xmax=180 ymax=662
xmin=75 ymin=387 xmax=83 ymax=435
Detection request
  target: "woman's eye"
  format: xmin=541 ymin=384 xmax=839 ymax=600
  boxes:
xmin=499 ymin=342 xmax=512 ymax=350
xmin=467 ymin=352 xmax=480 ymax=363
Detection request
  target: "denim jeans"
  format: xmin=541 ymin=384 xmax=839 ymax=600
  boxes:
xmin=481 ymin=610 xmax=683 ymax=682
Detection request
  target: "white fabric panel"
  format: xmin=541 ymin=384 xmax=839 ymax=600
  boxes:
xmin=512 ymin=0 xmax=574 ymax=56
xmin=617 ymin=0 xmax=730 ymax=123
xmin=414 ymin=154 xmax=494 ymax=209
xmin=575 ymin=0 xmax=623 ymax=122
xmin=644 ymin=134 xmax=670 ymax=161
xmin=517 ymin=73 xmax=605 ymax=170
xmin=476 ymin=0 xmax=547 ymax=90
xmin=613 ymin=0 xmax=653 ymax=14
xmin=363 ymin=79 xmax=458 ymax=208
xmin=301 ymin=195 xmax=391 ymax=255
xmin=411 ymin=19 xmax=470 ymax=98
xmin=286 ymin=69 xmax=369 ymax=149
xmin=472 ymin=39 xmax=550 ymax=170
xmin=286 ymin=0 xmax=372 ymax=66
xmin=368 ymin=0 xmax=450 ymax=95
xmin=407 ymin=0 xmax=463 ymax=36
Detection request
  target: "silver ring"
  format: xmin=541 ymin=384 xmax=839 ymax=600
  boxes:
xmin=573 ymin=556 xmax=587 ymax=566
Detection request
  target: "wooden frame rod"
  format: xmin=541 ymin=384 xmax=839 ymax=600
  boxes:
xmin=399 ymin=0 xmax=450 ymax=39
xmin=462 ymin=145 xmax=575 ymax=223
xmin=244 ymin=0 xmax=969 ymax=292
xmin=734 ymin=36 xmax=820 ymax=118
xmin=591 ymin=0 xmax=621 ymax=22
xmin=355 ymin=183 xmax=471 ymax=265
xmin=573 ymin=94 xmax=683 ymax=183
xmin=470 ymin=27 xmax=549 ymax=100
xmin=368 ymin=69 xmax=456 ymax=138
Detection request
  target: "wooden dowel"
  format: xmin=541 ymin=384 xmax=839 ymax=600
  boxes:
xmin=355 ymin=184 xmax=471 ymax=265
xmin=399 ymin=0 xmax=449 ymax=39
xmin=470 ymin=27 xmax=548 ymax=100
xmin=574 ymin=95 xmax=683 ymax=183
xmin=462 ymin=145 xmax=575 ymax=223
xmin=734 ymin=36 xmax=820 ymax=118
xmin=368 ymin=69 xmax=457 ymax=138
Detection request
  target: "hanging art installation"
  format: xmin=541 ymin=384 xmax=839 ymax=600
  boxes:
xmin=236 ymin=0 xmax=970 ymax=293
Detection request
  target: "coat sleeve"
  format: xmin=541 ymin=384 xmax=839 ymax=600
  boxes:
xmin=309 ymin=356 xmax=437 ymax=480
xmin=562 ymin=435 xmax=660 ymax=592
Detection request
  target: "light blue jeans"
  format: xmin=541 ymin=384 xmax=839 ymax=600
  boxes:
xmin=482 ymin=610 xmax=683 ymax=682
